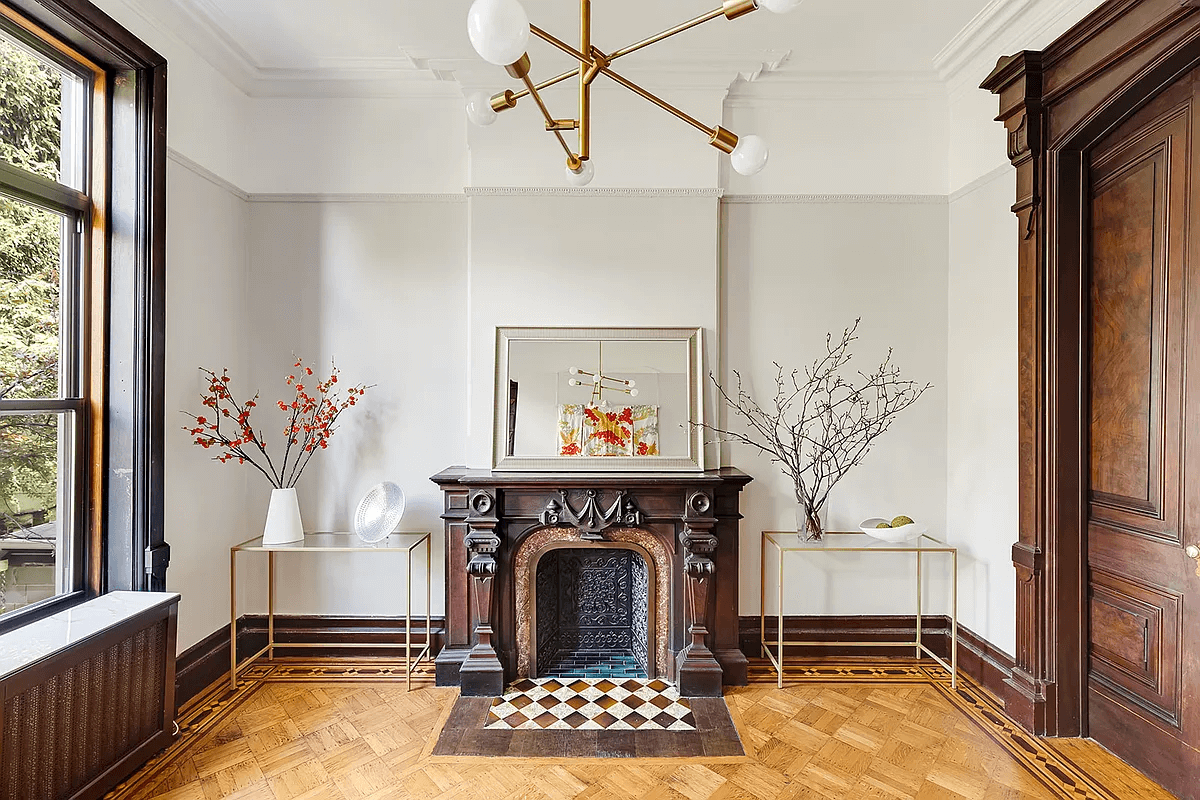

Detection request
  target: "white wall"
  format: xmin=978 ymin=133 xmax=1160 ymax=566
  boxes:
xmin=940 ymin=0 xmax=1108 ymax=655
xmin=465 ymin=193 xmax=722 ymax=466
xmin=725 ymin=87 xmax=951 ymax=195
xmin=163 ymin=159 xmax=253 ymax=651
xmin=242 ymin=199 xmax=467 ymax=616
xmin=724 ymin=199 xmax=951 ymax=617
xmin=244 ymin=98 xmax=467 ymax=195
xmin=946 ymin=169 xmax=1019 ymax=653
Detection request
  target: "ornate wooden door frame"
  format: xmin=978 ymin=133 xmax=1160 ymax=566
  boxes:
xmin=983 ymin=0 xmax=1200 ymax=736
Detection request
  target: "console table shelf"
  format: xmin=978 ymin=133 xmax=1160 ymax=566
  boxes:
xmin=760 ymin=531 xmax=958 ymax=689
xmin=229 ymin=532 xmax=432 ymax=691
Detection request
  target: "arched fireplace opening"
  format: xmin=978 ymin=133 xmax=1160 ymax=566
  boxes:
xmin=533 ymin=546 xmax=653 ymax=679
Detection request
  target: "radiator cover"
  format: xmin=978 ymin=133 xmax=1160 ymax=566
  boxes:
xmin=0 ymin=593 xmax=179 ymax=800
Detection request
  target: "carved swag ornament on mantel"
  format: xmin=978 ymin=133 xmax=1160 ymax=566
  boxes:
xmin=539 ymin=489 xmax=644 ymax=540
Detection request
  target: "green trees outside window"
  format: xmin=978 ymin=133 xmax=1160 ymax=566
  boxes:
xmin=0 ymin=37 xmax=75 ymax=614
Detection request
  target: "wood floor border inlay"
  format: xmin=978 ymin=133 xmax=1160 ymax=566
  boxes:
xmin=102 ymin=658 xmax=1173 ymax=800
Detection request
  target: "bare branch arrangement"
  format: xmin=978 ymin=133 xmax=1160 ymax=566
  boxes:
xmin=697 ymin=318 xmax=930 ymax=539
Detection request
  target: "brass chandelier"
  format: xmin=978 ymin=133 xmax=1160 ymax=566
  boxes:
xmin=464 ymin=0 xmax=802 ymax=186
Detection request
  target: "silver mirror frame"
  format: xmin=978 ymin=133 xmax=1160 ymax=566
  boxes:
xmin=493 ymin=326 xmax=706 ymax=472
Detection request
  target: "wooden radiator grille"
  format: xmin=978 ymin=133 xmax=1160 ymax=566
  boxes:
xmin=1 ymin=618 xmax=167 ymax=800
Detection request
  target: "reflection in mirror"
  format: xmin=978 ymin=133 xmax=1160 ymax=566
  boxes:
xmin=506 ymin=339 xmax=690 ymax=458
xmin=494 ymin=328 xmax=704 ymax=472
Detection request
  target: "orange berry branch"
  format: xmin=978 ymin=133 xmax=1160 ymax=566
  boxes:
xmin=183 ymin=358 xmax=370 ymax=489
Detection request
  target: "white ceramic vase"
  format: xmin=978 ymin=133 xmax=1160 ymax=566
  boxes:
xmin=263 ymin=487 xmax=304 ymax=545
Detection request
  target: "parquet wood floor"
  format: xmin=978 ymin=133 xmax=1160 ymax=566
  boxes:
xmin=104 ymin=659 xmax=1177 ymax=800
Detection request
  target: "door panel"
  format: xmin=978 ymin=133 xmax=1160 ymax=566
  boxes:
xmin=1089 ymin=567 xmax=1181 ymax=724
xmin=1090 ymin=149 xmax=1165 ymax=514
xmin=1086 ymin=67 xmax=1200 ymax=791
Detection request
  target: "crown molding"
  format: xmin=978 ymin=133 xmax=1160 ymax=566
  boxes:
xmin=934 ymin=0 xmax=1103 ymax=97
xmin=465 ymin=187 xmax=724 ymax=198
xmin=723 ymin=193 xmax=948 ymax=205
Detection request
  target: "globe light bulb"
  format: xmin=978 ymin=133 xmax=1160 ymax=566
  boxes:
xmin=465 ymin=92 xmax=498 ymax=127
xmin=592 ymin=373 xmax=601 ymax=384
xmin=730 ymin=134 xmax=769 ymax=176
xmin=467 ymin=0 xmax=531 ymax=67
xmin=569 ymin=367 xmax=579 ymax=375
xmin=566 ymin=159 xmax=595 ymax=187
xmin=630 ymin=388 xmax=640 ymax=398
xmin=626 ymin=380 xmax=636 ymax=388
xmin=757 ymin=0 xmax=804 ymax=12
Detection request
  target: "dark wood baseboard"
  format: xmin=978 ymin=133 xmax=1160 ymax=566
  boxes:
xmin=738 ymin=615 xmax=1015 ymax=705
xmin=175 ymin=615 xmax=445 ymax=711
xmin=179 ymin=615 xmax=1012 ymax=713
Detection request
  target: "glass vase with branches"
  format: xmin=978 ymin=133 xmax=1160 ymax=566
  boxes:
xmin=697 ymin=319 xmax=929 ymax=540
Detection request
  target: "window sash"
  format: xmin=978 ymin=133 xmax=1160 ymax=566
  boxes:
xmin=0 ymin=17 xmax=95 ymax=625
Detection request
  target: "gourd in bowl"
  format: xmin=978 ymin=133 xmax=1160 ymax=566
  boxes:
xmin=859 ymin=517 xmax=927 ymax=542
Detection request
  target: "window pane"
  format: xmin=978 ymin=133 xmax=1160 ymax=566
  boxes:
xmin=0 ymin=35 xmax=85 ymax=188
xmin=0 ymin=411 xmax=70 ymax=617
xmin=0 ymin=196 xmax=63 ymax=399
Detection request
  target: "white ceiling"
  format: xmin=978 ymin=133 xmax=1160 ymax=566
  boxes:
xmin=143 ymin=0 xmax=995 ymax=97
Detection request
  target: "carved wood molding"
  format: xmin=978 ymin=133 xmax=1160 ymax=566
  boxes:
xmin=466 ymin=489 xmax=500 ymax=577
xmin=984 ymin=0 xmax=1200 ymax=738
xmin=680 ymin=491 xmax=718 ymax=578
xmin=539 ymin=489 xmax=644 ymax=540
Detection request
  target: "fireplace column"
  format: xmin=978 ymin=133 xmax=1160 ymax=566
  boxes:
xmin=460 ymin=489 xmax=505 ymax=696
xmin=676 ymin=491 xmax=724 ymax=696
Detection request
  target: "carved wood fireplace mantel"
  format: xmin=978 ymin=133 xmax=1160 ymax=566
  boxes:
xmin=431 ymin=467 xmax=753 ymax=697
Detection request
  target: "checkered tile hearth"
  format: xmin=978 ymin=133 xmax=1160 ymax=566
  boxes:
xmin=484 ymin=676 xmax=696 ymax=731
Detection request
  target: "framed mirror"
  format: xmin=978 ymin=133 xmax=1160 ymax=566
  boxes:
xmin=494 ymin=327 xmax=706 ymax=472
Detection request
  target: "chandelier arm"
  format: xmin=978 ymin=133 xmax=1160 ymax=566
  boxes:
xmin=508 ymin=68 xmax=581 ymax=104
xmin=607 ymin=7 xmax=726 ymax=61
xmin=597 ymin=65 xmax=715 ymax=137
xmin=529 ymin=24 xmax=593 ymax=66
xmin=520 ymin=73 xmax=576 ymax=158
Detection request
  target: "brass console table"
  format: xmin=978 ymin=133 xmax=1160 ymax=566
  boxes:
xmin=229 ymin=531 xmax=432 ymax=691
xmin=760 ymin=531 xmax=957 ymax=689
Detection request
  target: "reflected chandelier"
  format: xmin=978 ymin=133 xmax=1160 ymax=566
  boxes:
xmin=464 ymin=0 xmax=802 ymax=186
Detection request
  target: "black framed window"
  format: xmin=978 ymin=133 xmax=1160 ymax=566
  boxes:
xmin=0 ymin=0 xmax=168 ymax=633
xmin=0 ymin=19 xmax=94 ymax=621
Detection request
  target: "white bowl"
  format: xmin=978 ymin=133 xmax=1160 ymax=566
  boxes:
xmin=859 ymin=518 xmax=927 ymax=542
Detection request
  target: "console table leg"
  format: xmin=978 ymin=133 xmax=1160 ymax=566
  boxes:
xmin=916 ymin=551 xmax=923 ymax=659
xmin=229 ymin=549 xmax=237 ymax=691
xmin=406 ymin=545 xmax=413 ymax=692
xmin=952 ymin=550 xmax=958 ymax=689
xmin=268 ymin=552 xmax=275 ymax=660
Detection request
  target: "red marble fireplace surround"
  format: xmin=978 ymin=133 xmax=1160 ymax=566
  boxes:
xmin=431 ymin=467 xmax=753 ymax=697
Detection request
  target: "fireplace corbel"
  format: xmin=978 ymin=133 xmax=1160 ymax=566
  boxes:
xmin=432 ymin=467 xmax=753 ymax=697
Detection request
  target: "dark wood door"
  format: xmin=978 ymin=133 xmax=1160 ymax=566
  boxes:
xmin=1087 ymin=66 xmax=1200 ymax=795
